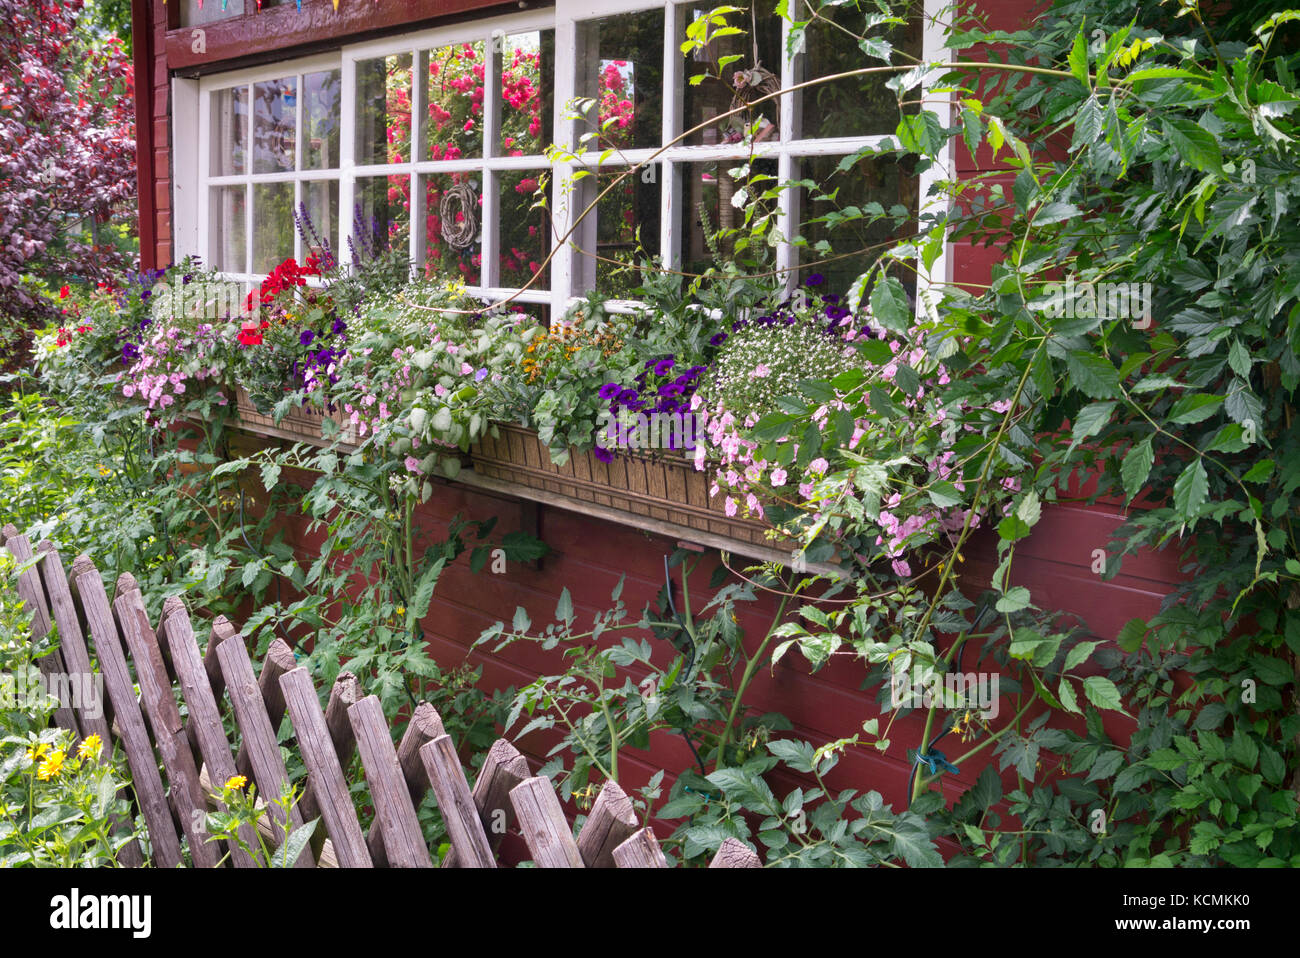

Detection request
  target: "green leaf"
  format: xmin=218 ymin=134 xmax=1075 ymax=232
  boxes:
xmin=1082 ymin=675 xmax=1126 ymax=713
xmin=1058 ymin=677 xmax=1081 ymax=713
xmin=1071 ymin=401 xmax=1117 ymax=444
xmin=1063 ymin=640 xmax=1102 ymax=672
xmin=1167 ymin=393 xmax=1223 ymax=424
xmin=1121 ymin=437 xmax=1154 ymax=501
xmin=1163 ymin=117 xmax=1224 ymax=174
xmin=995 ymin=586 xmax=1032 ymax=613
xmin=870 ymin=277 xmax=912 ymax=332
xmin=1172 ymin=458 xmax=1209 ymax=521
xmin=555 ymin=588 xmax=574 ymax=625
xmin=272 ymin=819 xmax=318 ymax=868
xmin=1068 ymin=26 xmax=1090 ymax=89
xmin=1116 ymin=617 xmax=1147 ymax=653
xmin=1065 ymin=351 xmax=1121 ymax=399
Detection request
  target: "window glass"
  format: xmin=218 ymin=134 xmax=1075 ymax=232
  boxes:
xmin=180 ymin=0 xmax=244 ymax=27
xmin=500 ymin=171 xmax=550 ymax=290
xmin=211 ymin=86 xmax=247 ymax=177
xmin=253 ymin=78 xmax=297 ymax=174
xmin=680 ymin=3 xmax=781 ymax=146
xmin=422 ymin=172 xmax=481 ymax=284
xmin=424 ymin=41 xmax=486 ymax=161
xmin=355 ymin=174 xmax=411 ymax=261
xmin=575 ymin=9 xmax=664 ymax=152
xmin=592 ymin=169 xmax=660 ymax=297
xmin=211 ymin=186 xmax=247 ymax=273
xmin=500 ymin=31 xmax=554 ymax=156
xmin=303 ymin=70 xmax=341 ymax=170
xmin=356 ymin=54 xmax=413 ymax=166
xmin=797 ymin=2 xmax=923 ymax=140
xmin=679 ymin=157 xmax=777 ymax=277
xmin=301 ymin=180 xmax=340 ymax=264
xmin=252 ymin=182 xmax=295 ymax=272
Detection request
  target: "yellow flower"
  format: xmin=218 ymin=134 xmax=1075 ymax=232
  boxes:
xmin=77 ymin=734 xmax=103 ymax=760
xmin=26 ymin=742 xmax=50 ymax=763
xmin=37 ymin=750 xmax=66 ymax=781
xmin=224 ymin=775 xmax=248 ymax=791
xmin=395 ymin=605 xmax=406 ymax=617
xmin=96 ymin=464 xmax=112 ymax=477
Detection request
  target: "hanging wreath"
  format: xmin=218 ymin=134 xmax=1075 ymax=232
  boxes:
xmin=439 ymin=182 xmax=479 ymax=250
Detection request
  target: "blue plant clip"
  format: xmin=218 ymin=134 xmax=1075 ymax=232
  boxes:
xmin=916 ymin=748 xmax=960 ymax=776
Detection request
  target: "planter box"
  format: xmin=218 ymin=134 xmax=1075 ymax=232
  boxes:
xmin=470 ymin=422 xmax=782 ymax=548
xmin=233 ymin=387 xmax=357 ymax=447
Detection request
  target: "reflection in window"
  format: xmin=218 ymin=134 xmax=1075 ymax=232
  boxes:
xmin=301 ymin=180 xmax=340 ymax=265
xmin=303 ymin=70 xmax=341 ymax=170
xmin=592 ymin=168 xmax=659 ymax=297
xmin=680 ymin=3 xmax=781 ymax=146
xmin=355 ymin=175 xmax=411 ymax=263
xmin=423 ymin=42 xmax=486 ymax=162
xmin=500 ymin=171 xmax=550 ymax=290
xmin=211 ymin=186 xmax=247 ymax=273
xmin=423 ymin=173 xmax=480 ymax=284
xmin=356 ymin=54 xmax=413 ymax=166
xmin=211 ymin=87 xmax=247 ymax=177
xmin=680 ymin=158 xmax=777 ymax=277
xmin=575 ymin=10 xmax=664 ymax=152
xmin=796 ymin=154 xmax=916 ymax=294
xmin=797 ymin=2 xmax=923 ymax=140
xmin=253 ymin=78 xmax=297 ymax=174
xmin=252 ymin=182 xmax=295 ymax=272
xmin=500 ymin=31 xmax=554 ymax=156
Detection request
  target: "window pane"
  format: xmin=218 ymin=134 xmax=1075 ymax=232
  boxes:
xmin=575 ymin=9 xmax=664 ymax=152
xmin=252 ymin=182 xmax=296 ymax=273
xmin=300 ymin=180 xmax=340 ymax=267
xmin=422 ymin=41 xmax=486 ymax=161
xmin=679 ymin=157 xmax=777 ymax=277
xmin=500 ymin=171 xmax=550 ymax=290
xmin=356 ymin=54 xmax=413 ymax=166
xmin=500 ymin=30 xmax=554 ymax=156
xmin=795 ymin=154 xmax=916 ymax=294
xmin=211 ymin=87 xmax=248 ymax=176
xmin=422 ymin=172 xmax=481 ymax=285
xmin=181 ymin=0 xmax=244 ymax=27
xmin=355 ymin=174 xmax=411 ymax=263
xmin=210 ymin=186 xmax=247 ymax=273
xmin=585 ymin=168 xmax=660 ymax=297
xmin=797 ymin=3 xmax=923 ymax=140
xmin=252 ymin=78 xmax=297 ymax=174
xmin=303 ymin=70 xmax=341 ymax=170
xmin=680 ymin=2 xmax=781 ymax=146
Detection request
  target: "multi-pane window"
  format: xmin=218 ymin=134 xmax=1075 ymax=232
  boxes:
xmin=191 ymin=3 xmax=940 ymax=312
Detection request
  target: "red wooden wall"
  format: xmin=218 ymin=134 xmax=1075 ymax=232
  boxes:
xmin=135 ymin=0 xmax=1190 ymax=843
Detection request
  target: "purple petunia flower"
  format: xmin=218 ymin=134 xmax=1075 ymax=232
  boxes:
xmin=654 ymin=358 xmax=674 ymax=376
xmin=593 ymin=445 xmax=615 ymax=463
xmin=806 ymin=273 xmax=826 ymax=287
xmin=599 ymin=382 xmax=621 ymax=400
xmin=617 ymin=388 xmax=639 ymax=403
xmin=709 ymin=332 xmax=728 ymax=346
xmin=300 ymin=330 xmax=316 ymax=347
xmin=332 ymin=318 xmax=348 ymax=336
xmin=475 ymin=367 xmax=489 ymax=382
xmin=658 ymin=383 xmax=682 ymax=398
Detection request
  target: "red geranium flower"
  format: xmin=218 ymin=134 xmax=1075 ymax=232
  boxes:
xmin=59 ymin=285 xmax=70 ymax=299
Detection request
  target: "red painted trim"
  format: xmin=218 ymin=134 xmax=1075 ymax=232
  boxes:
xmin=165 ymin=0 xmax=546 ymax=73
xmin=133 ymin=0 xmax=158 ymax=270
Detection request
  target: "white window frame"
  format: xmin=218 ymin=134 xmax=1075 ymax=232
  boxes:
xmin=175 ymin=1 xmax=952 ymax=317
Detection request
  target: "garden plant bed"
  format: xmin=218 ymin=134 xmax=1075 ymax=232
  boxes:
xmin=470 ymin=422 xmax=786 ymax=550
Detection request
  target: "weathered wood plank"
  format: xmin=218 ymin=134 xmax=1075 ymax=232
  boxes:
xmin=444 ymin=737 xmax=529 ymax=868
xmin=510 ymin=776 xmax=584 ymax=868
xmin=348 ymin=695 xmax=432 ymax=868
xmin=3 ymin=527 xmax=78 ymax=735
xmin=709 ymin=836 xmax=761 ymax=868
xmin=158 ymin=596 xmax=261 ymax=868
xmin=576 ymin=779 xmax=639 ymax=868
xmin=324 ymin=670 xmax=362 ymax=766
xmin=34 ymin=541 xmax=110 ymax=745
xmin=233 ymin=637 xmax=295 ymax=778
xmin=67 ymin=554 xmax=183 ymax=868
xmin=612 ymin=827 xmax=668 ymax=868
xmin=280 ymin=667 xmax=372 ymax=868
xmin=366 ymin=701 xmax=444 ymax=867
xmin=215 ymin=631 xmax=315 ymax=868
xmin=419 ymin=734 xmax=495 ymax=868
xmin=112 ymin=575 xmax=221 ymax=868
xmin=205 ymin=616 xmax=239 ymax=701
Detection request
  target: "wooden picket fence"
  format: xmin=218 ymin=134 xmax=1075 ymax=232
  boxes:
xmin=2 ymin=524 xmax=759 ymax=868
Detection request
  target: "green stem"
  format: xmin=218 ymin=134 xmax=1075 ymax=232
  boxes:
xmin=715 ymin=592 xmax=791 ymax=767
